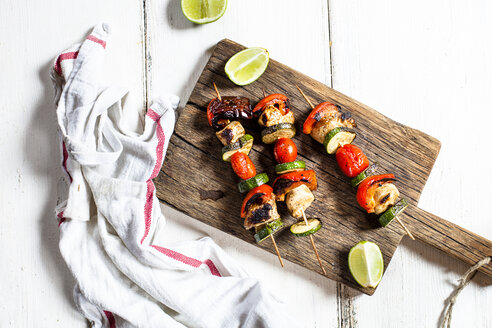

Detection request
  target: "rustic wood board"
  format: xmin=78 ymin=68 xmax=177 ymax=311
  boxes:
xmin=155 ymin=39 xmax=442 ymax=295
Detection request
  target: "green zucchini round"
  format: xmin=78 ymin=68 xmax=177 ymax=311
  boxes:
xmin=261 ymin=123 xmax=296 ymax=144
xmin=238 ymin=173 xmax=269 ymax=193
xmin=323 ymin=127 xmax=356 ymax=154
xmin=275 ymin=160 xmax=306 ymax=174
xmin=378 ymin=198 xmax=409 ymax=227
xmin=254 ymin=219 xmax=284 ymax=243
xmin=290 ymin=218 xmax=322 ymax=237
xmin=221 ymin=134 xmax=254 ymax=161
xmin=350 ymin=163 xmax=379 ymax=187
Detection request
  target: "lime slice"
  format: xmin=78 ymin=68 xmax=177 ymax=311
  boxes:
xmin=181 ymin=0 xmax=227 ymax=24
xmin=348 ymin=241 xmax=384 ymax=288
xmin=225 ymin=47 xmax=269 ymax=85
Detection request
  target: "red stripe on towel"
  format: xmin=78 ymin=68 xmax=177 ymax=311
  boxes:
xmin=87 ymin=35 xmax=107 ymax=49
xmin=140 ymin=109 xmax=165 ymax=244
xmin=151 ymin=245 xmax=222 ymax=277
xmin=54 ymin=51 xmax=78 ymax=76
xmin=103 ymin=311 xmax=116 ymax=328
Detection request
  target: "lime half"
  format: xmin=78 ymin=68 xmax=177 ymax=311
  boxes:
xmin=348 ymin=241 xmax=384 ymax=288
xmin=225 ymin=47 xmax=269 ymax=86
xmin=181 ymin=0 xmax=227 ymax=24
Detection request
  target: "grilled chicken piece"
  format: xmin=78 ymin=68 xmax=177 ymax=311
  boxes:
xmin=215 ymin=121 xmax=245 ymax=146
xmin=258 ymin=105 xmax=295 ymax=127
xmin=310 ymin=110 xmax=356 ymax=144
xmin=373 ymin=183 xmax=400 ymax=215
xmin=285 ymin=184 xmax=314 ymax=219
xmin=243 ymin=194 xmax=280 ymax=230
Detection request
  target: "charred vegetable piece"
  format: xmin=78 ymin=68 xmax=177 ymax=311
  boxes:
xmin=285 ymin=184 xmax=314 ymax=218
xmin=221 ymin=134 xmax=253 ymax=162
xmin=336 ymin=144 xmax=369 ymax=178
xmin=356 ymin=174 xmax=396 ymax=214
xmin=379 ymin=198 xmax=409 ymax=227
xmin=351 ymin=163 xmax=378 ymax=187
xmin=275 ymin=160 xmax=306 ymax=174
xmin=207 ymin=96 xmax=253 ymax=130
xmin=215 ymin=121 xmax=245 ymax=146
xmin=273 ymin=169 xmax=317 ymax=201
xmin=238 ymin=173 xmax=269 ymax=193
xmin=290 ymin=218 xmax=322 ymax=237
xmin=274 ymin=138 xmax=297 ymax=163
xmin=231 ymin=152 xmax=256 ymax=180
xmin=240 ymin=184 xmax=273 ymax=219
xmin=323 ymin=127 xmax=356 ymax=154
xmin=253 ymin=93 xmax=290 ymax=115
xmin=303 ymin=102 xmax=340 ymax=134
xmin=261 ymin=123 xmax=296 ymax=144
xmin=254 ymin=219 xmax=284 ymax=243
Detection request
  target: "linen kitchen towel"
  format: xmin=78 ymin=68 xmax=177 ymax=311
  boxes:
xmin=51 ymin=23 xmax=296 ymax=328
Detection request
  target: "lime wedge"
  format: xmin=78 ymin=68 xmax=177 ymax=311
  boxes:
xmin=181 ymin=0 xmax=227 ymax=24
xmin=348 ymin=241 xmax=384 ymax=288
xmin=225 ymin=47 xmax=269 ymax=86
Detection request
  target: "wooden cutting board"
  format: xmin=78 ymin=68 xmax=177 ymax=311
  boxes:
xmin=154 ymin=39 xmax=492 ymax=295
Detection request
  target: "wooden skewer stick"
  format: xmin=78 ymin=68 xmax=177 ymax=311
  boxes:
xmin=213 ymin=82 xmax=222 ymax=101
xmin=262 ymin=88 xmax=267 ymax=98
xmin=269 ymin=235 xmax=284 ymax=267
xmin=296 ymin=85 xmax=315 ymax=109
xmin=396 ymin=217 xmax=415 ymax=240
xmin=301 ymin=209 xmax=327 ymax=275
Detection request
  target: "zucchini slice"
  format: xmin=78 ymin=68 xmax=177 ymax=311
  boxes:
xmin=323 ymin=127 xmax=356 ymax=154
xmin=350 ymin=163 xmax=379 ymax=187
xmin=221 ymin=134 xmax=254 ymax=162
xmin=261 ymin=123 xmax=296 ymax=144
xmin=238 ymin=173 xmax=269 ymax=193
xmin=275 ymin=160 xmax=306 ymax=174
xmin=254 ymin=219 xmax=284 ymax=243
xmin=378 ymin=198 xmax=409 ymax=227
xmin=290 ymin=218 xmax=322 ymax=237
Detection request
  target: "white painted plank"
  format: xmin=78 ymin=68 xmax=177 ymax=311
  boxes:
xmin=149 ymin=0 xmax=339 ymax=327
xmin=329 ymin=0 xmax=492 ymax=326
xmin=0 ymin=1 xmax=144 ymax=326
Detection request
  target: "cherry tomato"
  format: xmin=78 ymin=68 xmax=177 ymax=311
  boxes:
xmin=302 ymin=102 xmax=339 ymax=134
xmin=274 ymin=138 xmax=297 ymax=163
xmin=356 ymin=174 xmax=395 ymax=213
xmin=336 ymin=144 xmax=369 ymax=178
xmin=253 ymin=94 xmax=289 ymax=115
xmin=231 ymin=152 xmax=256 ymax=180
xmin=241 ymin=184 xmax=273 ymax=218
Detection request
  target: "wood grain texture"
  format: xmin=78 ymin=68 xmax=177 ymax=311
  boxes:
xmin=155 ymin=39 xmax=444 ymax=295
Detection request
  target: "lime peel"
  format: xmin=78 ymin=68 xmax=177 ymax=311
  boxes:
xmin=225 ymin=47 xmax=269 ymax=86
xmin=181 ymin=0 xmax=227 ymax=24
xmin=348 ymin=241 xmax=384 ymax=288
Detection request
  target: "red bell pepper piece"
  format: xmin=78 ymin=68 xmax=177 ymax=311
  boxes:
xmin=253 ymin=94 xmax=289 ymax=115
xmin=302 ymin=102 xmax=339 ymax=134
xmin=273 ymin=170 xmax=317 ymax=201
xmin=356 ymin=174 xmax=395 ymax=213
xmin=240 ymin=184 xmax=273 ymax=218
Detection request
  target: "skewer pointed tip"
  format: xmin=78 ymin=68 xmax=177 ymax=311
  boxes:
xmin=269 ymin=235 xmax=284 ymax=267
xmin=296 ymin=85 xmax=315 ymax=109
xmin=396 ymin=217 xmax=415 ymax=240
xmin=212 ymin=82 xmax=221 ymax=101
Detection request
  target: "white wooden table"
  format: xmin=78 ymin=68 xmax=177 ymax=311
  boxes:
xmin=1 ymin=0 xmax=491 ymax=326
